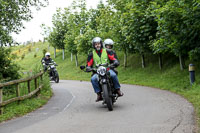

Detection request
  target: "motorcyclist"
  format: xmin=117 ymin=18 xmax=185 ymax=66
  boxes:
xmin=86 ymin=37 xmax=123 ymax=102
xmin=104 ymin=38 xmax=119 ymax=75
xmin=41 ymin=52 xmax=56 ymax=72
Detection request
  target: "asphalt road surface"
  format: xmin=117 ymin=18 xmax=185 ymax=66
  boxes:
xmin=0 ymin=80 xmax=195 ymax=133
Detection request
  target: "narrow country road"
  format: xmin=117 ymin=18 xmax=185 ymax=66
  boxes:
xmin=0 ymin=80 xmax=195 ymax=133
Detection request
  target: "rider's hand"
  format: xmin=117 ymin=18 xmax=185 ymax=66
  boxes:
xmin=112 ymin=60 xmax=119 ymax=68
xmin=86 ymin=66 xmax=92 ymax=72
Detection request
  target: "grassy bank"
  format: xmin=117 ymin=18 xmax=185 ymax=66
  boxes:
xmin=0 ymin=73 xmax=52 ymax=122
xmin=10 ymin=42 xmax=200 ymax=131
xmin=0 ymin=43 xmax=53 ymax=122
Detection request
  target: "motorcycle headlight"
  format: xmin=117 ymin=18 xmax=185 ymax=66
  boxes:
xmin=50 ymin=65 xmax=55 ymax=68
xmin=97 ymin=66 xmax=106 ymax=76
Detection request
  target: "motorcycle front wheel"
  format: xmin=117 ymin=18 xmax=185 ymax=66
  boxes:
xmin=54 ymin=72 xmax=59 ymax=83
xmin=102 ymin=84 xmax=113 ymax=111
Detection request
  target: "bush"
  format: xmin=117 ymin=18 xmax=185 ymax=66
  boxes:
xmin=42 ymin=48 xmax=47 ymax=57
xmin=0 ymin=48 xmax=21 ymax=82
xmin=28 ymin=46 xmax=32 ymax=52
xmin=34 ymin=53 xmax=37 ymax=58
xmin=21 ymin=53 xmax=25 ymax=60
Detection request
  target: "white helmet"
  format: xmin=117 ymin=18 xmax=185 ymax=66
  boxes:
xmin=104 ymin=39 xmax=114 ymax=49
xmin=45 ymin=52 xmax=50 ymax=57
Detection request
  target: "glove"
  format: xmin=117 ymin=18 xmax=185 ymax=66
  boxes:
xmin=110 ymin=60 xmax=119 ymax=68
xmin=113 ymin=60 xmax=119 ymax=66
xmin=86 ymin=66 xmax=92 ymax=72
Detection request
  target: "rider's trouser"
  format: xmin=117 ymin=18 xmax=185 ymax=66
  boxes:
xmin=91 ymin=69 xmax=121 ymax=93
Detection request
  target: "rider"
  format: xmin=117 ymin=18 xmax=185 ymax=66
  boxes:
xmin=86 ymin=37 xmax=123 ymax=102
xmin=104 ymin=38 xmax=118 ymax=75
xmin=41 ymin=52 xmax=56 ymax=72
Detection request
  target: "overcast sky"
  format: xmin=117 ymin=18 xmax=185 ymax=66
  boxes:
xmin=12 ymin=0 xmax=105 ymax=43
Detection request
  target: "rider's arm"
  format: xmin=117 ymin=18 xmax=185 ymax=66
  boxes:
xmin=87 ymin=53 xmax=93 ymax=67
xmin=86 ymin=53 xmax=93 ymax=72
xmin=41 ymin=58 xmax=46 ymax=66
xmin=106 ymin=50 xmax=120 ymax=67
xmin=50 ymin=58 xmax=57 ymax=65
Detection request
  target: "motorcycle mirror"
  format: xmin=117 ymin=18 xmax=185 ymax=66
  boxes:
xmin=80 ymin=66 xmax=85 ymax=70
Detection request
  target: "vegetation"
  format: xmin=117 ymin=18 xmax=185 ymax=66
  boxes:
xmin=0 ymin=42 xmax=52 ymax=122
xmin=0 ymin=0 xmax=48 ymax=46
xmin=42 ymin=0 xmax=200 ymax=70
xmin=0 ymin=48 xmax=20 ymax=82
xmin=0 ymin=0 xmax=48 ymax=82
xmin=0 ymin=73 xmax=52 ymax=122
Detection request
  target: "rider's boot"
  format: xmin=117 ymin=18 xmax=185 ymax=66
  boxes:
xmin=96 ymin=92 xmax=103 ymax=102
xmin=116 ymin=89 xmax=124 ymax=97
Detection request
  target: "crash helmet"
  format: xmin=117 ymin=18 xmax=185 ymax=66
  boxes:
xmin=104 ymin=39 xmax=114 ymax=49
xmin=92 ymin=37 xmax=103 ymax=49
xmin=45 ymin=52 xmax=50 ymax=57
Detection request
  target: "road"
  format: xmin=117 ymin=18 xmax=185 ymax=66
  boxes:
xmin=0 ymin=80 xmax=195 ymax=133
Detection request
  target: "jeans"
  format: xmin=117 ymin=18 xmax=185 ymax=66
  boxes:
xmin=91 ymin=69 xmax=121 ymax=93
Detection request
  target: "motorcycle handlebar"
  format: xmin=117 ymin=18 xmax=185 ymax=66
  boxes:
xmin=82 ymin=63 xmax=115 ymax=73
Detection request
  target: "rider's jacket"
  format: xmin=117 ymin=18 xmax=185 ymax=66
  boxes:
xmin=41 ymin=57 xmax=55 ymax=66
xmin=87 ymin=48 xmax=119 ymax=67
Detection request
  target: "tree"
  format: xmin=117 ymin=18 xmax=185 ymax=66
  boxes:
xmin=76 ymin=26 xmax=97 ymax=55
xmin=64 ymin=0 xmax=89 ymax=66
xmin=0 ymin=0 xmax=48 ymax=46
xmin=152 ymin=0 xmax=196 ymax=70
xmin=0 ymin=0 xmax=48 ymax=81
xmin=48 ymin=8 xmax=70 ymax=59
xmin=96 ymin=4 xmax=116 ymax=40
xmin=106 ymin=0 xmax=132 ymax=67
xmin=122 ymin=1 xmax=157 ymax=68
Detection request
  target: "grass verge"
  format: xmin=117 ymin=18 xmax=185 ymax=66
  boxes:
xmin=0 ymin=73 xmax=52 ymax=123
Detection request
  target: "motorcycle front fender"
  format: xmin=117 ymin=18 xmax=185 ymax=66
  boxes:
xmin=102 ymin=78 xmax=107 ymax=84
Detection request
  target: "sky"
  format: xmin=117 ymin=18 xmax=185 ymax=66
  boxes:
xmin=12 ymin=0 xmax=105 ymax=44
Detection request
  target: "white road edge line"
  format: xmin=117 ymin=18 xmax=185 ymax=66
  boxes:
xmin=61 ymin=90 xmax=76 ymax=112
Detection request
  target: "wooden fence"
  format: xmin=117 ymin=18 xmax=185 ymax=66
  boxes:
xmin=0 ymin=71 xmax=44 ymax=115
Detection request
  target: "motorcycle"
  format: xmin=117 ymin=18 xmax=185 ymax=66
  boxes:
xmin=80 ymin=63 xmax=118 ymax=111
xmin=47 ymin=63 xmax=59 ymax=83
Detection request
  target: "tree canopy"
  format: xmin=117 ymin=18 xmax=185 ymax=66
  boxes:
xmin=44 ymin=0 xmax=200 ymax=69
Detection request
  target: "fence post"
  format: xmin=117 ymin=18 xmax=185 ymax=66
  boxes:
xmin=39 ymin=70 xmax=43 ymax=86
xmin=28 ymin=80 xmax=31 ymax=93
xmin=34 ymin=78 xmax=37 ymax=90
xmin=16 ymin=83 xmax=20 ymax=104
xmin=0 ymin=88 xmax=3 ymax=115
xmin=35 ymin=78 xmax=40 ymax=96
xmin=40 ymin=74 xmax=43 ymax=82
xmin=37 ymin=77 xmax=40 ymax=88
